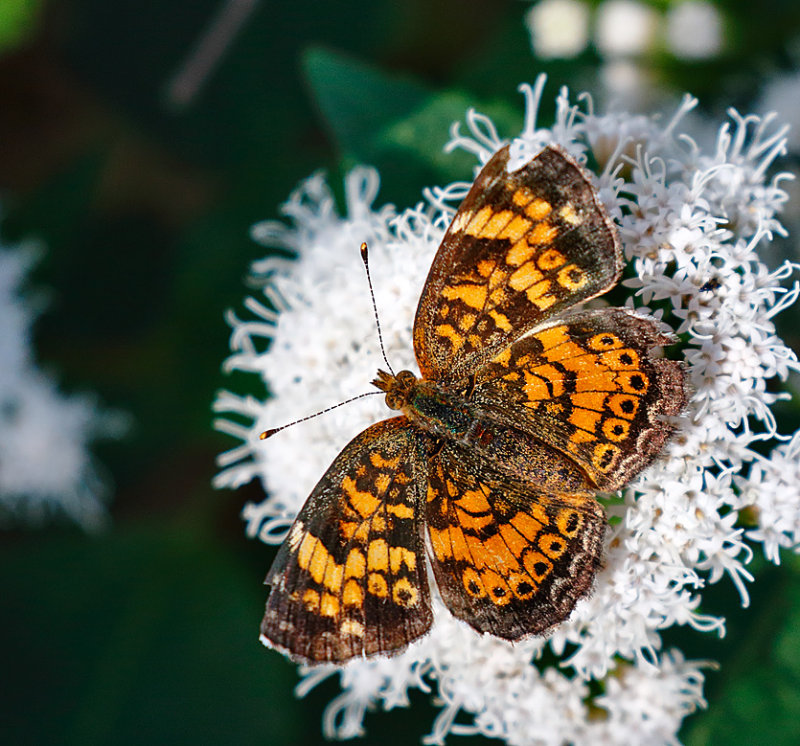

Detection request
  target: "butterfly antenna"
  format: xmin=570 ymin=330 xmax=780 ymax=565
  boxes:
xmin=360 ymin=242 xmax=395 ymax=375
xmin=260 ymin=391 xmax=382 ymax=440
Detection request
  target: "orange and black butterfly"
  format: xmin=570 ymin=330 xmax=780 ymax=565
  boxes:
xmin=260 ymin=145 xmax=688 ymax=663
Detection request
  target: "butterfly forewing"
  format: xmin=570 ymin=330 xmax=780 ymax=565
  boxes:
xmin=413 ymin=145 xmax=623 ymax=382
xmin=261 ymin=417 xmax=433 ymax=663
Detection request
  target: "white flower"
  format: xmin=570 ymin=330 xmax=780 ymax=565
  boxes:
xmin=758 ymin=70 xmax=800 ymax=153
xmin=665 ymin=0 xmax=724 ymax=60
xmin=0 ymin=244 xmax=123 ymax=529
xmin=216 ymin=76 xmax=799 ymax=742
xmin=595 ymin=0 xmax=659 ymax=58
xmin=524 ymin=0 xmax=590 ymax=60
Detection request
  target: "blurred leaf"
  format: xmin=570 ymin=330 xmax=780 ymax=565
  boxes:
xmin=0 ymin=0 xmax=40 ymax=53
xmin=1 ymin=523 xmax=311 ymax=746
xmin=303 ymin=46 xmax=429 ymax=159
xmin=302 ymin=46 xmax=523 ymax=204
xmin=684 ymin=556 xmax=800 ymax=745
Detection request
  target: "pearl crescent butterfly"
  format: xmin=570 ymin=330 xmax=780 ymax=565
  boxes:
xmin=259 ymin=145 xmax=688 ymax=663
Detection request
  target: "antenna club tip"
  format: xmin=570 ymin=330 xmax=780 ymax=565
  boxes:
xmin=259 ymin=429 xmax=276 ymax=440
xmin=360 ymin=242 xmax=368 ymax=260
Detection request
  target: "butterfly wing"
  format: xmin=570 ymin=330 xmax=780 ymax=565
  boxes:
xmin=413 ymin=145 xmax=622 ymax=382
xmin=261 ymin=417 xmax=432 ymax=663
xmin=472 ymin=308 xmax=688 ymax=491
xmin=424 ymin=441 xmax=606 ymax=639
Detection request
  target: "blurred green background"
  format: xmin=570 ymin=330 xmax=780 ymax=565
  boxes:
xmin=3 ymin=1 xmax=800 ymax=744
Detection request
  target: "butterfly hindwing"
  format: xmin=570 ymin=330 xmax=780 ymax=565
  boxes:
xmin=261 ymin=417 xmax=433 ymax=663
xmin=424 ymin=441 xmax=606 ymax=639
xmin=413 ymin=145 xmax=623 ymax=382
xmin=472 ymin=308 xmax=688 ymax=490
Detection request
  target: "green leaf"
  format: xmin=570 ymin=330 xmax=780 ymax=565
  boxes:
xmin=0 ymin=0 xmax=40 ymax=53
xmin=683 ymin=556 xmax=800 ymax=745
xmin=301 ymin=46 xmax=524 ymax=203
xmin=302 ymin=46 xmax=429 ymax=160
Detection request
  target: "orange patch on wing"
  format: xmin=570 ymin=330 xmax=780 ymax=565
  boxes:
xmin=389 ymin=546 xmax=417 ymax=573
xmin=456 ymin=487 xmax=491 ymax=513
xmin=618 ymin=371 xmax=649 ymax=394
xmin=320 ymin=593 xmax=339 ymax=617
xmin=442 ymin=283 xmax=488 ymax=310
xmin=537 ymin=248 xmax=566 ymax=270
xmin=525 ymin=279 xmax=553 ymax=306
xmin=429 ymin=526 xmax=451 ymax=561
xmin=588 ymin=333 xmax=622 ymax=350
xmin=534 ymin=325 xmax=570 ymax=350
xmin=498 ymin=522 xmax=529 ymax=557
xmin=525 ymin=198 xmax=552 ymax=220
xmin=457 ymin=509 xmax=493 ymax=533
xmin=538 ymin=533 xmax=567 ymax=560
xmin=367 ymin=538 xmax=389 ymax=572
xmin=489 ymin=309 xmax=512 ymax=331
xmin=601 ymin=349 xmax=639 ymax=369
xmin=557 ymin=264 xmax=588 ymax=290
xmin=525 ymin=365 xmax=565 ymax=398
xmin=510 ymin=510 xmax=544 ymax=541
xmin=508 ymin=262 xmax=544 ymax=291
xmin=530 ymin=222 xmax=558 ymax=244
xmin=512 ymin=187 xmax=535 ymax=207
xmin=571 ymin=392 xmax=608 ymax=411
xmin=603 ymin=418 xmax=631 ymax=441
xmin=435 ymin=324 xmax=465 ymax=353
xmin=478 ymin=210 xmax=514 ymax=239
xmin=522 ymin=549 xmax=552 ymax=582
xmin=497 ymin=215 xmax=532 ymax=242
xmin=342 ymin=579 xmax=364 ymax=607
xmin=507 ymin=238 xmax=536 ymax=266
xmin=387 ymin=502 xmax=414 ymax=519
xmin=462 ymin=566 xmax=486 ymax=597
xmin=367 ymin=573 xmax=388 ymax=598
xmin=449 ymin=524 xmax=471 ymax=563
xmin=568 ymin=407 xmax=602 ymax=434
xmin=608 ymin=394 xmax=639 ymax=419
xmin=392 ymin=578 xmax=419 ymax=607
xmin=344 ymin=548 xmax=366 ymax=579
xmin=481 ymin=569 xmax=513 ymax=606
xmin=464 ymin=206 xmax=494 ymax=236
xmin=576 ymin=370 xmax=618 ymax=393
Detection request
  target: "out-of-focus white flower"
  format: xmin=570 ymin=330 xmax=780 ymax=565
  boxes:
xmin=216 ymin=75 xmax=799 ymax=742
xmin=665 ymin=0 xmax=724 ymax=60
xmin=0 ymin=244 xmax=123 ymax=530
xmin=595 ymin=0 xmax=659 ymax=57
xmin=758 ymin=70 xmax=800 ymax=152
xmin=524 ymin=0 xmax=590 ymax=60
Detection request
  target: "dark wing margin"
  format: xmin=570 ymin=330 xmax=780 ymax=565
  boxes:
xmin=260 ymin=417 xmax=433 ymax=663
xmin=424 ymin=441 xmax=606 ymax=640
xmin=413 ymin=145 xmax=623 ymax=382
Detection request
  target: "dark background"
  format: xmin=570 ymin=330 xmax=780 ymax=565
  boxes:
xmin=3 ymin=1 xmax=800 ymax=744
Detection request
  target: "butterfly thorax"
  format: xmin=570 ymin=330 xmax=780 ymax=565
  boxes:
xmin=372 ymin=368 xmax=476 ymax=438
xmin=373 ymin=367 xmax=597 ymax=494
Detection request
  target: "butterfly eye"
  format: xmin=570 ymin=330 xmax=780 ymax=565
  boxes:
xmin=397 ymin=370 xmax=417 ymax=386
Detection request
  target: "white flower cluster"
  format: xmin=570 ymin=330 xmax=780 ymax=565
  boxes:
xmin=215 ymin=77 xmax=799 ymax=743
xmin=0 ymin=243 xmax=122 ymax=529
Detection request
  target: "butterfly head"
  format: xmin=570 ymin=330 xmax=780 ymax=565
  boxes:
xmin=371 ymin=369 xmax=418 ymax=411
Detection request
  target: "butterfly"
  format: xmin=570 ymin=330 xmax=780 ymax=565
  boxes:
xmin=259 ymin=144 xmax=687 ymax=663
